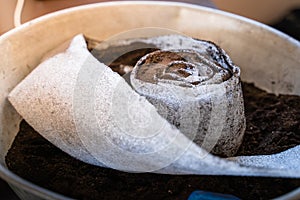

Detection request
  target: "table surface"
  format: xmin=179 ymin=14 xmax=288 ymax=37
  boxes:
xmin=0 ymin=1 xmax=215 ymax=199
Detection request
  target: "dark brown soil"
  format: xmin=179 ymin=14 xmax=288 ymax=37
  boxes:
xmin=238 ymin=83 xmax=300 ymax=156
xmin=5 ymin=82 xmax=300 ymax=200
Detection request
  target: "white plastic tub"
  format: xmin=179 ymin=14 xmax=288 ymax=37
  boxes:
xmin=0 ymin=1 xmax=299 ymax=199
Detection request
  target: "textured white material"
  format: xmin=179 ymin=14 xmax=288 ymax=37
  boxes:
xmin=127 ymin=35 xmax=245 ymax=156
xmin=8 ymin=34 xmax=300 ymax=177
xmin=229 ymin=145 xmax=300 ymax=171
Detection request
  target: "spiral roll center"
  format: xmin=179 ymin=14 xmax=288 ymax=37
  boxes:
xmin=135 ymin=50 xmax=232 ymax=87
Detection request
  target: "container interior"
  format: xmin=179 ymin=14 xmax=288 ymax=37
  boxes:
xmin=0 ymin=2 xmax=299 ymax=199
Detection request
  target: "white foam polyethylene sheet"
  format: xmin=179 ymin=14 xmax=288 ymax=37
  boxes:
xmin=8 ymin=34 xmax=300 ymax=177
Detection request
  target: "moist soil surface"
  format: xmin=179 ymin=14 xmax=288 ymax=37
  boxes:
xmin=5 ymin=46 xmax=300 ymax=200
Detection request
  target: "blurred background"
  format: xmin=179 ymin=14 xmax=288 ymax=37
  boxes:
xmin=0 ymin=0 xmax=299 ymax=199
xmin=1 ymin=0 xmax=300 ymax=35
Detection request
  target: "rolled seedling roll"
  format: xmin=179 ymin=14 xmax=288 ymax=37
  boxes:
xmin=130 ymin=39 xmax=246 ymax=157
